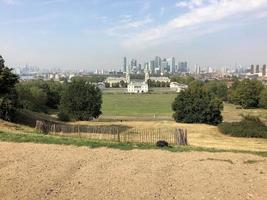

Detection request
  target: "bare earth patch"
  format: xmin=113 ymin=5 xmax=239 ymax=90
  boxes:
xmin=0 ymin=142 xmax=266 ymax=200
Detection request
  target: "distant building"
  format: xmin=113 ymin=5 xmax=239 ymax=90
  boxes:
xmin=105 ymin=77 xmax=126 ymax=87
xmin=170 ymin=82 xmax=188 ymax=93
xmin=127 ymin=72 xmax=148 ymax=93
xmin=251 ymin=65 xmax=255 ymax=74
xmin=256 ymin=65 xmax=260 ymax=73
xmin=263 ymin=65 xmax=266 ymax=76
xmin=127 ymin=81 xmax=148 ymax=93
xmin=149 ymin=76 xmax=170 ymax=83
xmin=178 ymin=62 xmax=188 ymax=73
xmin=123 ymin=57 xmax=127 ymax=73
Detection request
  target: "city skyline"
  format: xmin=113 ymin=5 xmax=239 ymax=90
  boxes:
xmin=1 ymin=0 xmax=267 ymax=69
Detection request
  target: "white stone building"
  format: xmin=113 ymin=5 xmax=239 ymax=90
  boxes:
xmin=127 ymin=81 xmax=148 ymax=93
xmin=105 ymin=77 xmax=126 ymax=87
xmin=170 ymin=82 xmax=188 ymax=93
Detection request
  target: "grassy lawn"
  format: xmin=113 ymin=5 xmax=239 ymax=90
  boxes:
xmin=102 ymin=93 xmax=177 ymax=117
xmin=102 ymin=93 xmax=267 ymax=121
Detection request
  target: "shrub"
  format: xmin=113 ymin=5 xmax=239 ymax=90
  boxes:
xmin=57 ymin=111 xmax=70 ymax=122
xmin=218 ymin=115 xmax=267 ymax=138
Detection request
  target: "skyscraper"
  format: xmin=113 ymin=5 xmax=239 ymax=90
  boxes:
xmin=256 ymin=65 xmax=260 ymax=73
xmin=161 ymin=58 xmax=168 ymax=74
xmin=179 ymin=62 xmax=188 ymax=73
xmin=263 ymin=64 xmax=266 ymax=76
xmin=155 ymin=56 xmax=161 ymax=70
xmin=123 ymin=57 xmax=127 ymax=73
xmin=167 ymin=57 xmax=175 ymax=74
xmin=251 ymin=65 xmax=255 ymax=74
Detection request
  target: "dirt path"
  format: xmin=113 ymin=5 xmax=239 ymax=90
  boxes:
xmin=0 ymin=142 xmax=266 ymax=200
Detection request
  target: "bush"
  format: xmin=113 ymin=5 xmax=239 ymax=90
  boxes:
xmin=57 ymin=111 xmax=70 ymax=122
xmin=218 ymin=115 xmax=267 ymax=138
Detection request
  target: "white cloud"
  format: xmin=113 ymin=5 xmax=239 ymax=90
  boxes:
xmin=176 ymin=0 xmax=204 ymax=9
xmin=1 ymin=0 xmax=17 ymax=5
xmin=123 ymin=0 xmax=267 ymax=48
xmin=106 ymin=15 xmax=153 ymax=38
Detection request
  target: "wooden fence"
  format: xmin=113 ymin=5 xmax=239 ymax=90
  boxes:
xmin=36 ymin=121 xmax=188 ymax=145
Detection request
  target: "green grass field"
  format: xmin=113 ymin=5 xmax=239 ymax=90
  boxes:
xmin=102 ymin=93 xmax=177 ymax=117
xmin=102 ymin=93 xmax=267 ymax=121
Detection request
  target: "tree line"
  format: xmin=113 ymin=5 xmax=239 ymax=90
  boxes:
xmin=0 ymin=56 xmax=102 ymax=122
xmin=1 ymin=54 xmax=267 ymax=126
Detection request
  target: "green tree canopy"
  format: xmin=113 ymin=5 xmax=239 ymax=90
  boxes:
xmin=0 ymin=55 xmax=19 ymax=121
xmin=259 ymin=87 xmax=267 ymax=109
xmin=16 ymin=80 xmax=63 ymax=112
xmin=172 ymin=81 xmax=223 ymax=125
xmin=204 ymin=80 xmax=228 ymax=101
xmin=229 ymin=79 xmax=264 ymax=108
xmin=59 ymin=79 xmax=102 ymax=121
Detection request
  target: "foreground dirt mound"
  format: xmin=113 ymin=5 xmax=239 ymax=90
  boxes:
xmin=0 ymin=142 xmax=266 ymax=200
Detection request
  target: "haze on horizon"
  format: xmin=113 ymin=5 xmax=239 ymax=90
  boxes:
xmin=1 ymin=0 xmax=267 ymax=70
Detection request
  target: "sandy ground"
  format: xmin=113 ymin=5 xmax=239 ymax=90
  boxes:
xmin=0 ymin=142 xmax=266 ymax=200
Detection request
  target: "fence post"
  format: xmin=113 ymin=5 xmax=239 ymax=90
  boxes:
xmin=117 ymin=128 xmax=120 ymax=142
xmin=175 ymin=129 xmax=188 ymax=146
xmin=78 ymin=125 xmax=81 ymax=138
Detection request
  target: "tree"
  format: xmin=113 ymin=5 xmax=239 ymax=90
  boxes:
xmin=0 ymin=55 xmax=19 ymax=121
xmin=205 ymin=80 xmax=228 ymax=101
xmin=259 ymin=87 xmax=267 ymax=109
xmin=229 ymin=79 xmax=264 ymax=108
xmin=16 ymin=84 xmax=48 ymax=112
xmin=16 ymin=80 xmax=63 ymax=112
xmin=172 ymin=81 xmax=223 ymax=125
xmin=59 ymin=79 xmax=102 ymax=120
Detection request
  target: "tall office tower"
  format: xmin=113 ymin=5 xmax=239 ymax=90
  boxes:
xmin=251 ymin=65 xmax=255 ymax=74
xmin=161 ymin=58 xmax=168 ymax=73
xmin=155 ymin=56 xmax=162 ymax=69
xmin=179 ymin=62 xmax=188 ymax=73
xmin=149 ymin=60 xmax=155 ymax=74
xmin=195 ymin=65 xmax=201 ymax=74
xmin=167 ymin=57 xmax=175 ymax=74
xmin=256 ymin=65 xmax=260 ymax=73
xmin=130 ymin=59 xmax=137 ymax=72
xmin=123 ymin=57 xmax=127 ymax=72
xmin=263 ymin=64 xmax=266 ymax=76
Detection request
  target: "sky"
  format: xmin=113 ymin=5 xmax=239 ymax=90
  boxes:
xmin=1 ymin=0 xmax=267 ymax=70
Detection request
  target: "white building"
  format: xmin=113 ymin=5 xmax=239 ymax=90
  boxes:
xmin=105 ymin=77 xmax=126 ymax=87
xmin=149 ymin=76 xmax=170 ymax=83
xmin=127 ymin=81 xmax=148 ymax=93
xmin=170 ymin=82 xmax=188 ymax=93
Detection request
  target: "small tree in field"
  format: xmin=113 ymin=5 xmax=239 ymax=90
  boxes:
xmin=172 ymin=81 xmax=223 ymax=125
xmin=0 ymin=55 xmax=19 ymax=121
xmin=59 ymin=79 xmax=102 ymax=121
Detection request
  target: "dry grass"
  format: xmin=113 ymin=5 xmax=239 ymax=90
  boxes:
xmin=0 ymin=120 xmax=35 ymax=134
xmin=75 ymin=120 xmax=267 ymax=152
xmin=223 ymin=103 xmax=267 ymax=122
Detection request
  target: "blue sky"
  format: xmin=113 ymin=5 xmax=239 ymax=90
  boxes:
xmin=1 ymin=0 xmax=267 ymax=69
